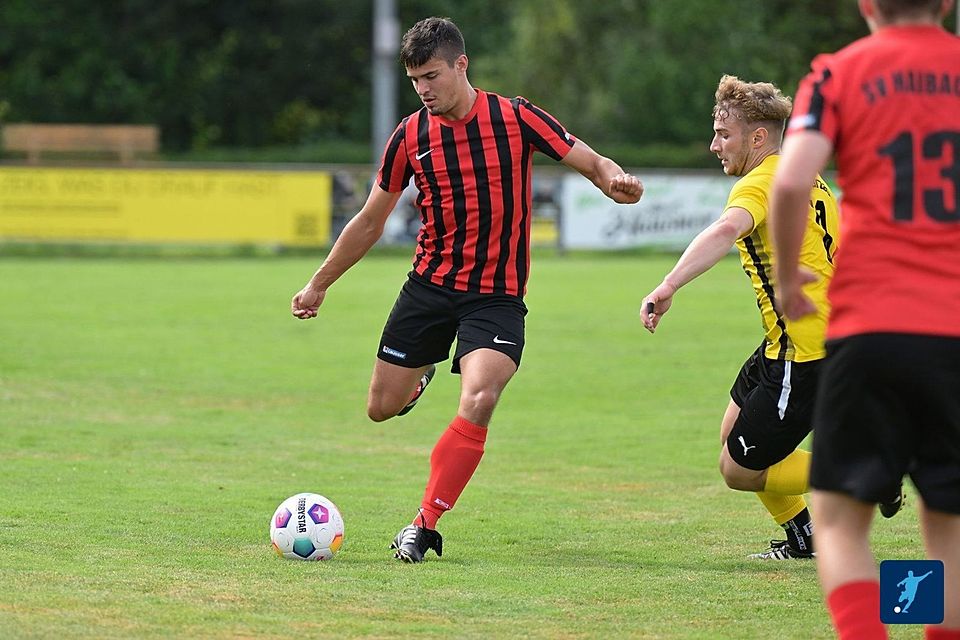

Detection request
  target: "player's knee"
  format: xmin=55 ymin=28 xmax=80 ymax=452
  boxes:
xmin=723 ymin=472 xmax=750 ymax=491
xmin=719 ymin=455 xmax=752 ymax=491
xmin=460 ymin=388 xmax=500 ymax=417
xmin=366 ymin=397 xmax=398 ymax=422
xmin=719 ymin=461 xmax=739 ymax=489
xmin=367 ymin=407 xmax=391 ymax=422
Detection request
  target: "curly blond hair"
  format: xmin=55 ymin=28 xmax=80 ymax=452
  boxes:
xmin=712 ymin=75 xmax=792 ymax=131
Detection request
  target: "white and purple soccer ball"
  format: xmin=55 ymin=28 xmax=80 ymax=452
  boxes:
xmin=270 ymin=493 xmax=344 ymax=560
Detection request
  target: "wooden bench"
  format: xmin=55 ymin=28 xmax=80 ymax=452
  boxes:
xmin=1 ymin=123 xmax=159 ymax=164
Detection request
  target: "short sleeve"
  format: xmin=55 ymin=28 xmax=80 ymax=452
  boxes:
xmin=376 ymin=119 xmax=414 ymax=192
xmin=725 ymin=178 xmax=769 ymax=233
xmin=788 ymin=54 xmax=839 ymax=144
xmin=513 ymin=97 xmax=576 ymax=161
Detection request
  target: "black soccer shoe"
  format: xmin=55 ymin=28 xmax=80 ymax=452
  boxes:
xmin=390 ymin=522 xmax=443 ymax=563
xmin=748 ymin=539 xmax=816 ymax=560
xmin=879 ymin=484 xmax=905 ymax=519
xmin=397 ymin=365 xmax=436 ymax=417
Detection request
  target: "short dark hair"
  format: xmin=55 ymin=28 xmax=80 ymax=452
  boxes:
xmin=874 ymin=0 xmax=943 ymax=19
xmin=399 ymin=17 xmax=465 ymax=68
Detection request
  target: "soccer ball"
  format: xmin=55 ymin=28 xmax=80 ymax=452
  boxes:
xmin=270 ymin=493 xmax=344 ymax=560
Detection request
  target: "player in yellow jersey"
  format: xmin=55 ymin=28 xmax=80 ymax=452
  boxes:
xmin=641 ymin=75 xmax=841 ymax=559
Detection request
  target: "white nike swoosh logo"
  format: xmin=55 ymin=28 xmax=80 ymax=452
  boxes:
xmin=415 ymin=149 xmax=433 ymax=160
xmin=492 ymin=335 xmax=517 ymax=345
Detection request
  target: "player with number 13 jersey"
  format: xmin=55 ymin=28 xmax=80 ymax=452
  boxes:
xmin=789 ymin=22 xmax=960 ymax=339
xmin=772 ymin=4 xmax=960 ymax=635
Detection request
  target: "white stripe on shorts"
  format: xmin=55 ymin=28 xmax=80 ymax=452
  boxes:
xmin=777 ymin=360 xmax=793 ymax=420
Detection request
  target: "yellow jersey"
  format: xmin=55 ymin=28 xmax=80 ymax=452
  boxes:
xmin=726 ymin=154 xmax=839 ymax=362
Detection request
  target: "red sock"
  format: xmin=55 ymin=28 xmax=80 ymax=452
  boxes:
xmin=414 ymin=415 xmax=487 ymax=529
xmin=826 ymin=581 xmax=887 ymax=640
xmin=927 ymin=627 xmax=960 ymax=640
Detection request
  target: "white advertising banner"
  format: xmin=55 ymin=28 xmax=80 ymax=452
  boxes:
xmin=560 ymin=171 xmax=736 ymax=250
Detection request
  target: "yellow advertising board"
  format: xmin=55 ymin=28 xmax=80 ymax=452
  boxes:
xmin=0 ymin=166 xmax=331 ymax=245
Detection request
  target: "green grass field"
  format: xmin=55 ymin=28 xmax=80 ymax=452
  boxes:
xmin=0 ymin=253 xmax=923 ymax=639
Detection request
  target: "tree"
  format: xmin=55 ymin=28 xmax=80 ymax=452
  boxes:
xmin=0 ymin=0 xmax=877 ymax=159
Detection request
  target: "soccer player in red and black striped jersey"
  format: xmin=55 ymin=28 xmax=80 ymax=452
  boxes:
xmin=291 ymin=17 xmax=642 ymax=563
xmin=771 ymin=1 xmax=960 ymax=637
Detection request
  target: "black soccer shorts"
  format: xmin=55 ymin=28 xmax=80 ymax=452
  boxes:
xmin=377 ymin=274 xmax=527 ymax=373
xmin=727 ymin=344 xmax=821 ymax=471
xmin=810 ymin=333 xmax=960 ymax=514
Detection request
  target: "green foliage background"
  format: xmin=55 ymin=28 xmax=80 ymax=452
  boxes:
xmin=0 ymin=0 xmax=883 ymax=164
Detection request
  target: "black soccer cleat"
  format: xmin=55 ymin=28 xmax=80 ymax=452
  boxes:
xmin=748 ymin=539 xmax=816 ymax=560
xmin=396 ymin=364 xmax=436 ymax=417
xmin=390 ymin=514 xmax=443 ymax=563
xmin=879 ymin=484 xmax=905 ymax=519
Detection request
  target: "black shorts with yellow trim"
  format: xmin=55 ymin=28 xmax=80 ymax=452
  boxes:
xmin=377 ymin=274 xmax=527 ymax=373
xmin=728 ymin=344 xmax=821 ymax=471
xmin=810 ymin=333 xmax=960 ymax=514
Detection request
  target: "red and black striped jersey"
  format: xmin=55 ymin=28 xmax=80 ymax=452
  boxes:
xmin=377 ymin=88 xmax=575 ymax=297
xmin=790 ymin=26 xmax=960 ymax=339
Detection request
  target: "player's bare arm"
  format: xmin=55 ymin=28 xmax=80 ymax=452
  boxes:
xmin=770 ymin=130 xmax=833 ymax=321
xmin=561 ymin=140 xmax=643 ymax=204
xmin=291 ymin=185 xmax=402 ymax=319
xmin=641 ymin=208 xmax=753 ymax=333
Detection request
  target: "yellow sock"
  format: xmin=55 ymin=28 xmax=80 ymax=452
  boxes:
xmin=756 ymin=492 xmax=807 ymax=526
xmin=763 ymin=449 xmax=811 ymax=496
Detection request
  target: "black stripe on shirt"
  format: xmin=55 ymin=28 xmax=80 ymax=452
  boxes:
xmin=378 ymin=118 xmax=409 ymax=191
xmin=490 ymin=95 xmax=515 ymax=295
xmin=743 ymin=234 xmax=790 ymax=360
xmin=465 ymin=113 xmax=493 ymax=290
xmin=416 ymin=110 xmax=446 ymax=279
xmin=441 ymin=125 xmax=468 ymax=289
xmin=806 ymin=68 xmax=832 ymax=132
xmin=516 ymin=111 xmax=532 ymax=292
